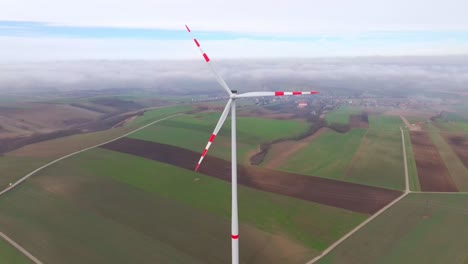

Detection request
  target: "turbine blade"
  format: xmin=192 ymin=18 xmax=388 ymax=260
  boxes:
xmin=235 ymin=91 xmax=319 ymax=98
xmin=195 ymin=99 xmax=233 ymax=171
xmin=185 ymin=24 xmax=232 ymax=96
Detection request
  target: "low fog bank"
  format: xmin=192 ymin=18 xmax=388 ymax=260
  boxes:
xmin=0 ymin=55 xmax=467 ymax=96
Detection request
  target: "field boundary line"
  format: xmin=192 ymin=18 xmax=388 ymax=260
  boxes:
xmin=0 ymin=113 xmax=182 ymax=263
xmin=412 ymin=191 xmax=468 ymax=194
xmin=0 ymin=232 xmax=42 ymax=264
xmin=305 ymin=126 xmax=411 ymax=264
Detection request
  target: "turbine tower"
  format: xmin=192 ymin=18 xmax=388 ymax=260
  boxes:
xmin=185 ymin=24 xmax=319 ymax=264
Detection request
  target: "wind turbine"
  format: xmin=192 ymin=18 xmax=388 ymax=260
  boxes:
xmin=185 ymin=24 xmax=319 ymax=264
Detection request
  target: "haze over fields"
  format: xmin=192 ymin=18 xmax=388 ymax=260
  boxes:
xmin=1 ymin=56 xmax=467 ymax=95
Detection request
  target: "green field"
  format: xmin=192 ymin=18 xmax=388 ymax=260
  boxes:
xmin=426 ymin=124 xmax=468 ymax=191
xmin=434 ymin=110 xmax=468 ymax=133
xmin=345 ymin=116 xmax=405 ymax=190
xmin=0 ymin=156 xmax=49 ymax=190
xmin=324 ymin=106 xmax=361 ymax=125
xmin=130 ymin=112 xmax=310 ymax=163
xmin=318 ymin=193 xmax=468 ymax=264
xmin=0 ymin=148 xmax=365 ymax=263
xmin=275 ymin=115 xmax=408 ymax=190
xmin=404 ymin=129 xmax=421 ymax=191
xmin=434 ymin=120 xmax=468 ymax=133
xmin=279 ymin=128 xmax=366 ymax=179
xmin=0 ymin=237 xmax=32 ymax=264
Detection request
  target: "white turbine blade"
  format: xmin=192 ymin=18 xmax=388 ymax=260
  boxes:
xmin=235 ymin=90 xmax=319 ymax=98
xmin=185 ymin=24 xmax=232 ymax=96
xmin=195 ymin=99 xmax=233 ymax=171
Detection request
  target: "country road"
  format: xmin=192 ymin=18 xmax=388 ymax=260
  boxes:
xmin=0 ymin=232 xmax=42 ymax=264
xmin=401 ymin=127 xmax=410 ymax=192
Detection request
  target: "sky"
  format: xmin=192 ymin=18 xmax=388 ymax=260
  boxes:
xmin=1 ymin=0 xmax=468 ymax=61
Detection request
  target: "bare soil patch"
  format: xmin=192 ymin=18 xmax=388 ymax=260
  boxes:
xmin=0 ymin=103 xmax=100 ymax=138
xmin=410 ymin=131 xmax=458 ymax=192
xmin=101 ymin=138 xmax=402 ymax=214
xmin=0 ymin=109 xmax=144 ymax=154
xmin=349 ymin=114 xmax=369 ymax=129
xmin=327 ymin=112 xmax=369 ymax=133
xmin=92 ymin=98 xmax=143 ymax=112
xmin=442 ymin=133 xmax=468 ymax=168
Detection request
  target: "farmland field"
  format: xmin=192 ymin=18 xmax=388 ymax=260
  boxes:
xmin=426 ymin=124 xmax=468 ymax=191
xmin=129 ymin=112 xmax=310 ymax=163
xmin=279 ymin=128 xmax=366 ymax=180
xmin=435 ymin=120 xmax=468 ymax=133
xmin=102 ymin=138 xmax=402 ymax=214
xmin=345 ymin=116 xmax=405 ymax=190
xmin=2 ymin=101 xmax=463 ymax=264
xmin=317 ymin=193 xmax=468 ymax=264
xmin=410 ymin=131 xmax=457 ymax=192
xmin=261 ymin=128 xmax=328 ymax=169
xmin=324 ymin=107 xmax=362 ymax=125
xmin=0 ymin=237 xmax=32 ymax=264
xmin=434 ymin=111 xmax=468 ymax=134
xmin=442 ymin=133 xmax=468 ymax=169
xmin=0 ymin=148 xmax=367 ymax=263
xmin=0 ymin=156 xmax=49 ymax=189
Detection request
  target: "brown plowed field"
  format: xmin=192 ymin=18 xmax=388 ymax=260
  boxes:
xmin=349 ymin=114 xmax=369 ymax=129
xmin=410 ymin=131 xmax=458 ymax=192
xmin=101 ymin=138 xmax=402 ymax=214
xmin=443 ymin=133 xmax=468 ymax=168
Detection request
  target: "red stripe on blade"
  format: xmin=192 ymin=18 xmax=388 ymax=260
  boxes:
xmin=201 ymin=149 xmax=208 ymax=157
xmin=231 ymin=234 xmax=239 ymax=239
xmin=209 ymin=134 xmax=216 ymax=142
xmin=293 ymin=91 xmax=302 ymax=95
xmin=310 ymin=91 xmax=319 ymax=94
xmin=275 ymin=91 xmax=284 ymax=96
xmin=194 ymin=164 xmax=200 ymax=171
xmin=194 ymin=38 xmax=200 ymax=47
xmin=203 ymin=53 xmax=210 ymax=62
xmin=185 ymin=25 xmax=191 ymax=32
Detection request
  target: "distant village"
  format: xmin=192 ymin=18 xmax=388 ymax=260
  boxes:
xmin=189 ymin=91 xmax=453 ymax=118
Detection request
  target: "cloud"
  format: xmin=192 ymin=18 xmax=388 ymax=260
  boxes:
xmin=0 ymin=56 xmax=467 ymax=96
xmin=1 ymin=35 xmax=468 ymax=62
xmin=2 ymin=1 xmax=467 ymax=60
